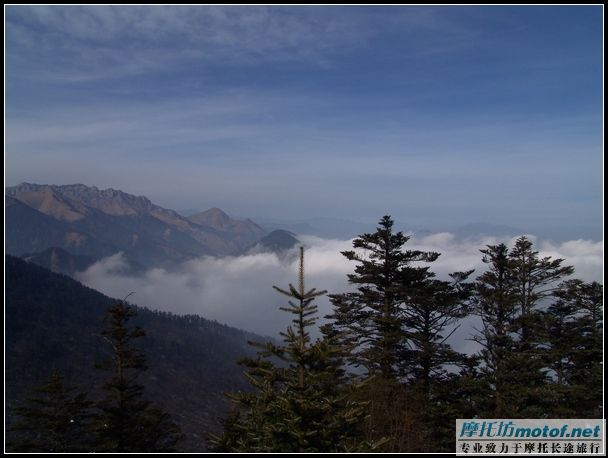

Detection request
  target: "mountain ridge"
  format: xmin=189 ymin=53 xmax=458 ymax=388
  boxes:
xmin=6 ymin=182 xmax=268 ymax=268
xmin=5 ymin=254 xmax=266 ymax=451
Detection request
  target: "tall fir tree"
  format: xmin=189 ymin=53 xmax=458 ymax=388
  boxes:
xmin=212 ymin=247 xmax=378 ymax=452
xmin=472 ymin=243 xmax=521 ymax=417
xmin=93 ymin=300 xmax=181 ymax=452
xmin=401 ymin=269 xmax=474 ymax=450
xmin=401 ymin=270 xmax=473 ymax=395
xmin=324 ymin=215 xmax=440 ymax=379
xmin=324 ymin=215 xmax=473 ymax=451
xmin=507 ymin=236 xmax=574 ymax=417
xmin=7 ymin=370 xmax=94 ymax=452
xmin=544 ymin=279 xmax=603 ymax=417
xmin=472 ymin=238 xmax=576 ymax=418
xmin=509 ymin=236 xmax=574 ymax=347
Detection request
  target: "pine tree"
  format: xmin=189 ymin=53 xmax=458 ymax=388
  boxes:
xmin=401 ymin=270 xmax=474 ymax=450
xmin=472 ymin=243 xmax=521 ymax=417
xmin=544 ymin=279 xmax=603 ymax=417
xmin=324 ymin=215 xmax=440 ymax=379
xmin=324 ymin=215 xmax=473 ymax=451
xmin=93 ymin=300 xmax=181 ymax=452
xmin=509 ymin=236 xmax=574 ymax=347
xmin=431 ymin=354 xmax=488 ymax=451
xmin=472 ymin=238 xmax=575 ymax=418
xmin=212 ymin=247 xmax=377 ymax=452
xmin=7 ymin=370 xmax=94 ymax=452
xmin=508 ymin=236 xmax=574 ymax=416
xmin=401 ymin=270 xmax=473 ymax=396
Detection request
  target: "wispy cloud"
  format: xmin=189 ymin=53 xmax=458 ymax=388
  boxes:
xmin=6 ymin=6 xmax=372 ymax=82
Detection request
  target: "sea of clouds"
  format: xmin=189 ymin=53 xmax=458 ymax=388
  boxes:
xmin=76 ymin=233 xmax=603 ymax=345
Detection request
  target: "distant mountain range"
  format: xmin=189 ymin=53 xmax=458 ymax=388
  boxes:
xmin=6 ymin=181 xmax=554 ymax=275
xmin=189 ymin=207 xmax=265 ymax=249
xmin=6 ymin=183 xmax=266 ymax=269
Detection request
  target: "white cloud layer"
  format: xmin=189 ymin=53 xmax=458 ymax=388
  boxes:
xmin=76 ymin=233 xmax=603 ymax=340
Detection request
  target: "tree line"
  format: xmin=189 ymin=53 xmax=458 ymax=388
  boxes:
xmin=8 ymin=216 xmax=602 ymax=452
xmin=212 ymin=216 xmax=602 ymax=452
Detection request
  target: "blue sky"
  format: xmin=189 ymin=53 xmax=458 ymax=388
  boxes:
xmin=5 ymin=6 xmax=603 ymax=239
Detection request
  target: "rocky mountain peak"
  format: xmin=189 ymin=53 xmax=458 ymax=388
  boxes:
xmin=56 ymin=184 xmax=154 ymax=215
xmin=6 ymin=182 xmax=268 ymax=265
xmin=193 ymin=208 xmax=231 ymax=227
xmin=6 ymin=183 xmax=154 ymax=217
xmin=6 ymin=182 xmax=45 ymax=196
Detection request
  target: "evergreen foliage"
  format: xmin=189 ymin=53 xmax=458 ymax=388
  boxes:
xmin=323 ymin=216 xmax=475 ymax=451
xmin=5 ymin=255 xmax=260 ymax=451
xmin=212 ymin=247 xmax=378 ymax=452
xmin=472 ymin=243 xmax=521 ymax=417
xmin=325 ymin=215 xmax=441 ymax=378
xmin=472 ymin=237 xmax=578 ymax=417
xmin=7 ymin=370 xmax=94 ymax=452
xmin=544 ymin=279 xmax=603 ymax=417
xmin=322 ymin=221 xmax=602 ymax=451
xmin=93 ymin=300 xmax=181 ymax=452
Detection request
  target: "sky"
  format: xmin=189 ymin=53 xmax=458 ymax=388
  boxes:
xmin=5 ymin=5 xmax=604 ymax=240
